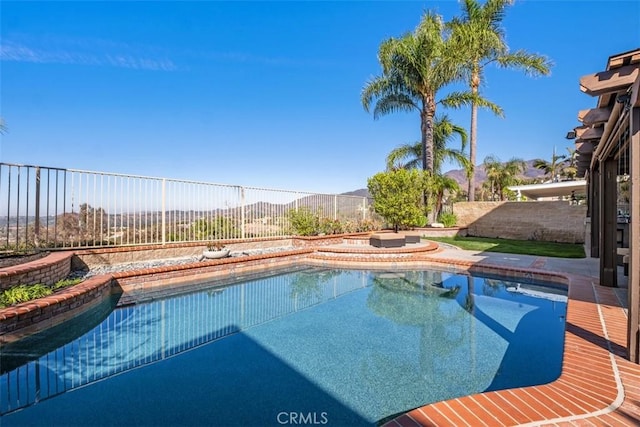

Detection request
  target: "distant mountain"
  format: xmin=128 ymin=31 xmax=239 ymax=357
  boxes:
xmin=341 ymin=189 xmax=370 ymax=198
xmin=344 ymin=160 xmax=547 ymax=198
xmin=444 ymin=159 xmax=546 ymax=188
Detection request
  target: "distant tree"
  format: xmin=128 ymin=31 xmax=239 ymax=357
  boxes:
xmin=533 ymin=147 xmax=566 ymax=182
xmin=561 ymin=147 xmax=578 ymax=180
xmin=482 ymin=155 xmax=526 ymax=201
xmin=448 ymin=0 xmax=552 ymax=201
xmin=367 ymin=169 xmax=429 ymax=232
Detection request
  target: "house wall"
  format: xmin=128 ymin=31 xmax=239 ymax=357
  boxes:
xmin=453 ymin=201 xmax=587 ymax=243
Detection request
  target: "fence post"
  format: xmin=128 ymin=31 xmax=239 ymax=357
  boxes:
xmin=334 ymin=195 xmax=337 ymax=220
xmin=161 ymin=178 xmax=166 ymax=245
xmin=240 ymin=186 xmax=246 ymax=239
xmin=34 ymin=167 xmax=41 ymax=247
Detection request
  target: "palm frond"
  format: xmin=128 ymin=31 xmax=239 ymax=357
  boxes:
xmin=496 ymin=50 xmax=553 ymax=76
xmin=386 ymin=142 xmax=422 ymax=171
xmin=440 ymin=91 xmax=504 ymax=117
xmin=373 ymin=95 xmax=418 ymax=119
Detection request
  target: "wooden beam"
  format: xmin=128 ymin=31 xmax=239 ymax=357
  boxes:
xmin=580 ymin=127 xmax=604 ymax=140
xmin=578 ymin=107 xmax=612 ymax=125
xmin=609 ymin=57 xmax=625 ymax=68
xmin=599 ymin=157 xmax=618 ymax=287
xmin=631 ymin=71 xmax=640 ymax=108
xmin=608 ymin=49 xmax=640 ymax=67
xmin=580 ymin=64 xmax=639 ymax=97
xmin=590 ymin=167 xmax=600 ymax=258
xmin=575 ymin=141 xmax=594 ymax=154
xmin=628 ymin=105 xmax=640 ymax=362
xmin=590 ymin=101 xmax=624 ymax=171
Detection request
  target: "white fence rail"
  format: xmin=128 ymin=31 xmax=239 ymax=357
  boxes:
xmin=0 ymin=163 xmax=372 ymax=250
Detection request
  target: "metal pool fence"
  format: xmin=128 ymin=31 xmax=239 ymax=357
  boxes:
xmin=0 ymin=163 xmax=373 ymax=251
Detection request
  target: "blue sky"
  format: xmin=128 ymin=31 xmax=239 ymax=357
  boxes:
xmin=1 ymin=1 xmax=639 ymax=194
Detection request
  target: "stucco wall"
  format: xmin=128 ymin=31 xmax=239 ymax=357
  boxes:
xmin=453 ymin=201 xmax=587 ymax=243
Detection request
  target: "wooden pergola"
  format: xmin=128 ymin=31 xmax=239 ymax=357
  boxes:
xmin=575 ymin=48 xmax=640 ymax=362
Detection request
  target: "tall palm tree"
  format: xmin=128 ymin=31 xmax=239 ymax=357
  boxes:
xmin=533 ymin=147 xmax=566 ymax=182
xmin=362 ymin=12 xmax=468 ymax=173
xmin=449 ymin=0 xmax=552 ymax=201
xmin=385 ymin=115 xmax=470 ymax=174
xmin=482 ymin=155 xmax=526 ymax=201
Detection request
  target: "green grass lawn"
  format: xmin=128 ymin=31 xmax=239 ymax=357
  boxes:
xmin=427 ymin=235 xmax=586 ymax=258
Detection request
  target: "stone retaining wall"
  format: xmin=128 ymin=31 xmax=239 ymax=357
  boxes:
xmin=73 ymin=238 xmax=295 ymax=269
xmin=453 ymin=201 xmax=587 ymax=243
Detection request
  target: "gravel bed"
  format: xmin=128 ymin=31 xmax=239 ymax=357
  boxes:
xmin=70 ymin=246 xmax=296 ymax=279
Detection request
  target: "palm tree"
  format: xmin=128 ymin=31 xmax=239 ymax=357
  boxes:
xmin=385 ymin=115 xmax=469 ymax=218
xmin=533 ymin=147 xmax=566 ymax=182
xmin=431 ymin=174 xmax=460 ymax=218
xmin=561 ymin=147 xmax=578 ymax=180
xmin=448 ymin=0 xmax=552 ymax=201
xmin=385 ymin=115 xmax=470 ymax=174
xmin=362 ymin=12 xmax=468 ymax=173
xmin=482 ymin=155 xmax=526 ymax=201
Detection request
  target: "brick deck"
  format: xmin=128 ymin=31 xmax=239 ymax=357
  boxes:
xmin=1 ymin=244 xmax=639 ymax=425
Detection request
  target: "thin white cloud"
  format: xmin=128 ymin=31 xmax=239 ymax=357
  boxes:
xmin=0 ymin=37 xmax=177 ymax=71
xmin=191 ymin=49 xmax=334 ymax=68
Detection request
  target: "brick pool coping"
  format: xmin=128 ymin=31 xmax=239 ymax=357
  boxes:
xmin=1 ymin=245 xmax=639 ymax=425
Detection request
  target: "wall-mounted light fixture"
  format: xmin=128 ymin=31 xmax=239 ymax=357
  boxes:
xmin=616 ymin=93 xmax=631 ymax=104
xmin=566 ymin=130 xmax=577 ymax=139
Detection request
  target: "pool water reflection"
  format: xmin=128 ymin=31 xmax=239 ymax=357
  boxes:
xmin=1 ymin=267 xmax=567 ymax=426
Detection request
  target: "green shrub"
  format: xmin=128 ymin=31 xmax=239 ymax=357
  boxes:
xmin=287 ymin=207 xmax=320 ymax=236
xmin=191 ymin=216 xmax=239 ymax=240
xmin=0 ymin=284 xmax=52 ymax=308
xmin=368 ymin=169 xmax=429 ymax=232
xmin=354 ymin=219 xmax=381 ymax=232
xmin=319 ymin=217 xmax=344 ymax=235
xmin=437 ymin=212 xmax=457 ymax=228
xmin=0 ymin=278 xmax=83 ymax=308
xmin=52 ymin=278 xmax=82 ymax=291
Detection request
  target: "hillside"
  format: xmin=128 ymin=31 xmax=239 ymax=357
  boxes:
xmin=444 ymin=159 xmax=546 ymax=188
xmin=346 ymin=159 xmax=547 ymax=198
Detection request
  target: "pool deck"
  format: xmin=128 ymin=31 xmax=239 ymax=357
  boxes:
xmin=2 ymin=242 xmax=639 ymax=425
xmin=383 ymin=247 xmax=639 ymax=426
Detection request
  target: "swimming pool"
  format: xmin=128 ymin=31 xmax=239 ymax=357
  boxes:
xmin=1 ymin=267 xmax=567 ymax=426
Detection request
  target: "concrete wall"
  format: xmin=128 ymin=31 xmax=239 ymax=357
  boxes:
xmin=453 ymin=201 xmax=587 ymax=243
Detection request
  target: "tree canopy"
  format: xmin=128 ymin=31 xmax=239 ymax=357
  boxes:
xmin=448 ymin=0 xmax=552 ymax=201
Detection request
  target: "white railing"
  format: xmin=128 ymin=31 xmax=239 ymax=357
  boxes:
xmin=0 ymin=163 xmax=374 ymax=250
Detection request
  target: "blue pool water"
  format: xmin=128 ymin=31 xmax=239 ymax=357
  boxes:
xmin=0 ymin=267 xmax=567 ymax=426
